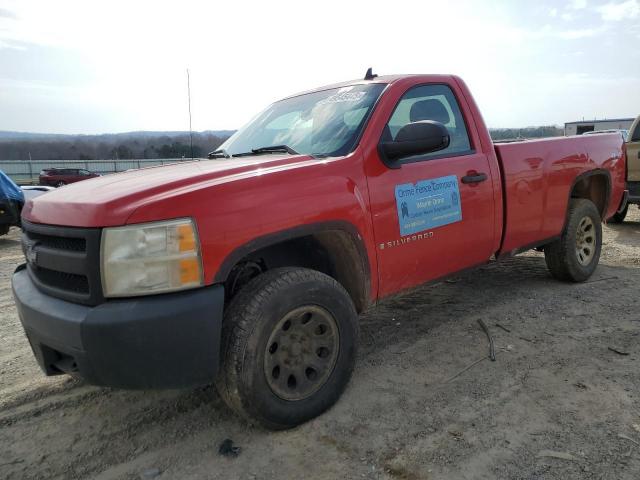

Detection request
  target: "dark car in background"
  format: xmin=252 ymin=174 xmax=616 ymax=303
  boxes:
xmin=1 ymin=170 xmax=24 ymax=236
xmin=39 ymin=168 xmax=100 ymax=187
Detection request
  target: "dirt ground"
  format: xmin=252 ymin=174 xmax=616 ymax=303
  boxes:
xmin=1 ymin=210 xmax=639 ymax=480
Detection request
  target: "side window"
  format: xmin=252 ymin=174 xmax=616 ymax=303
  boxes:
xmin=384 ymin=84 xmax=472 ymax=160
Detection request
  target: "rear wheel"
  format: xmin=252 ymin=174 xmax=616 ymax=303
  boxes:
xmin=0 ymin=225 xmax=9 ymax=236
xmin=215 ymin=267 xmax=359 ymax=430
xmin=55 ymin=181 xmax=66 ymax=187
xmin=544 ymin=198 xmax=602 ymax=282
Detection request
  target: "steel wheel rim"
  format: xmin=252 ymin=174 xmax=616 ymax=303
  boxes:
xmin=575 ymin=216 xmax=596 ymax=266
xmin=264 ymin=305 xmax=339 ymax=401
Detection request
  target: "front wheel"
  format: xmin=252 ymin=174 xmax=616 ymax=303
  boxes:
xmin=55 ymin=181 xmax=66 ymax=187
xmin=544 ymin=198 xmax=602 ymax=282
xmin=215 ymin=267 xmax=359 ymax=430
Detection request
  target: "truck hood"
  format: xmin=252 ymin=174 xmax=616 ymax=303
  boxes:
xmin=23 ymin=154 xmax=317 ymax=227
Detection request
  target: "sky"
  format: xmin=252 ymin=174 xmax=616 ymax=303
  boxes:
xmin=0 ymin=0 xmax=639 ymax=134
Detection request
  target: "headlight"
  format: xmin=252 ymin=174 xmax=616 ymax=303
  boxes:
xmin=101 ymin=218 xmax=203 ymax=297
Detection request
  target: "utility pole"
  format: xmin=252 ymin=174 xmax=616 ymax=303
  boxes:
xmin=187 ymin=69 xmax=194 ymax=160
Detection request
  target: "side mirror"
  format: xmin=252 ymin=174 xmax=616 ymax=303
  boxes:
xmin=379 ymin=120 xmax=450 ymax=165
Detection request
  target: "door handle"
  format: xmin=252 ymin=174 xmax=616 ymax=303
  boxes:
xmin=461 ymin=172 xmax=488 ymax=184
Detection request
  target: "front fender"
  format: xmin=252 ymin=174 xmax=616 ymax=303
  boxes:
xmin=124 ymin=156 xmax=379 ymax=300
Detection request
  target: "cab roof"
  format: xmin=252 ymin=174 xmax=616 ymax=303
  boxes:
xmin=281 ymin=74 xmax=454 ymax=101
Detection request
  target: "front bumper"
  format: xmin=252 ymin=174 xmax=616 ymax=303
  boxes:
xmin=12 ymin=266 xmax=224 ymax=389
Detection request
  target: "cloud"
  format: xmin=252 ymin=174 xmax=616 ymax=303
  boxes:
xmin=0 ymin=0 xmax=636 ymax=133
xmin=557 ymin=27 xmax=606 ymax=39
xmin=569 ymin=0 xmax=588 ymax=9
xmin=0 ymin=39 xmax=26 ymax=50
xmin=0 ymin=8 xmax=17 ymax=19
xmin=558 ymin=0 xmax=586 ymax=21
xmin=597 ymin=0 xmax=640 ymax=21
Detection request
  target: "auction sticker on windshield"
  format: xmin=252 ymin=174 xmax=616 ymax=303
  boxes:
xmin=395 ymin=175 xmax=462 ymax=236
xmin=317 ymin=87 xmax=367 ymax=105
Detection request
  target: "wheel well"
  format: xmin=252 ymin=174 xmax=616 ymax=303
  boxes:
xmin=570 ymin=172 xmax=609 ymax=219
xmin=224 ymin=231 xmax=370 ymax=313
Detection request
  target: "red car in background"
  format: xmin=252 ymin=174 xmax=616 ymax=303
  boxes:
xmin=39 ymin=168 xmax=100 ymax=187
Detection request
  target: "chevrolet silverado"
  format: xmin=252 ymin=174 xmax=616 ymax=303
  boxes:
xmin=12 ymin=72 xmax=627 ymax=429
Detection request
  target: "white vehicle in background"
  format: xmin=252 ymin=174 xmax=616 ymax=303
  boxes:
xmin=565 ymin=117 xmax=634 ymax=136
xmin=21 ymin=185 xmax=55 ymax=201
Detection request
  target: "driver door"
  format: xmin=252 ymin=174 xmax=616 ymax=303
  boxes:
xmin=366 ymin=83 xmax=497 ymax=297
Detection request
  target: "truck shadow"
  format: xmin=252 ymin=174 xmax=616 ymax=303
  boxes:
xmin=606 ymin=220 xmax=640 ymax=246
xmin=358 ymin=254 xmax=633 ymax=358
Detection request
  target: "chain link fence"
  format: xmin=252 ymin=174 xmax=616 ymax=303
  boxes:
xmin=0 ymin=158 xmax=199 ymax=184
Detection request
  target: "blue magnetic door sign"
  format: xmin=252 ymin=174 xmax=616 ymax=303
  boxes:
xmin=395 ymin=175 xmax=462 ymax=236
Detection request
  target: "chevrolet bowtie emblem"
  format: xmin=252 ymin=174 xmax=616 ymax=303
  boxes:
xmin=25 ymin=241 xmax=38 ymax=266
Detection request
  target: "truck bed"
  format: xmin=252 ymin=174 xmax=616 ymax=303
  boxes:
xmin=494 ymin=133 xmax=626 ymax=255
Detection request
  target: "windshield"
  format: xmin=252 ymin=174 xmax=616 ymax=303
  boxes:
xmin=218 ymin=83 xmax=386 ymax=158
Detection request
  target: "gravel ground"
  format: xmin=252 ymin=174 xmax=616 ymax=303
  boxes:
xmin=1 ymin=209 xmax=639 ymax=480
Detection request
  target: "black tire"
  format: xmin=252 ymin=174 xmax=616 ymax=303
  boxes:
xmin=544 ymin=198 xmax=602 ymax=282
xmin=608 ymin=203 xmax=628 ymax=223
xmin=0 ymin=225 xmax=9 ymax=236
xmin=215 ymin=267 xmax=359 ymax=430
xmin=55 ymin=181 xmax=66 ymax=187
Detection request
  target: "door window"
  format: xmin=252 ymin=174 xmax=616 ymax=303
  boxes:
xmin=384 ymin=84 xmax=472 ymax=161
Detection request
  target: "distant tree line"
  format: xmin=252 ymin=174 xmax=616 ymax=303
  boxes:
xmin=489 ymin=126 xmax=563 ymax=141
xmin=0 ymin=131 xmax=232 ymax=161
xmin=0 ymin=126 xmax=564 ymax=161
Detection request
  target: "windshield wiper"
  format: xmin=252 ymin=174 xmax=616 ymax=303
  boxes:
xmin=207 ymin=148 xmax=231 ymax=159
xmin=215 ymin=145 xmax=300 ymax=158
xmin=251 ymin=145 xmax=299 ymax=155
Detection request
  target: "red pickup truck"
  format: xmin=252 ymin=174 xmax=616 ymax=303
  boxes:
xmin=12 ymin=73 xmax=626 ymax=429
